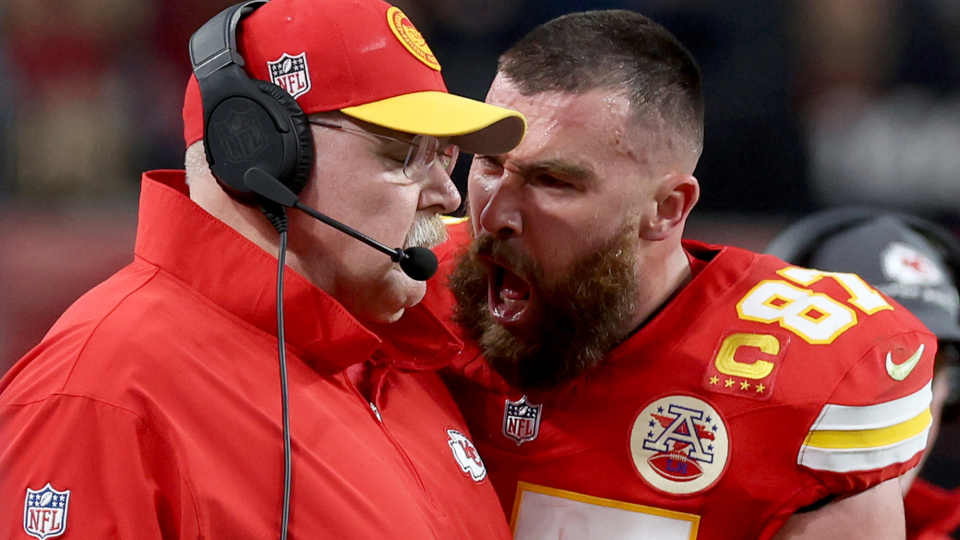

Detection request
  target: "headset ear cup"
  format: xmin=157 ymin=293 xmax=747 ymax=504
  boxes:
xmin=251 ymin=80 xmax=315 ymax=195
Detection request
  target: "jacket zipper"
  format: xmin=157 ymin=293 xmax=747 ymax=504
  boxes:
xmin=350 ymin=366 xmax=443 ymax=516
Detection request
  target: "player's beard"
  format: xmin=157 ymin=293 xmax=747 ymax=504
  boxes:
xmin=450 ymin=230 xmax=640 ymax=390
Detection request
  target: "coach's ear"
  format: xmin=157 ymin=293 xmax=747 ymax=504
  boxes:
xmin=641 ymin=173 xmax=700 ymax=241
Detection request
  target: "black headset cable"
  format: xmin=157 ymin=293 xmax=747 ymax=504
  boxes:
xmin=262 ymin=204 xmax=292 ymax=540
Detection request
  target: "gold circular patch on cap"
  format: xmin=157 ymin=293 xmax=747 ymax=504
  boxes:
xmin=386 ymin=7 xmax=441 ymax=71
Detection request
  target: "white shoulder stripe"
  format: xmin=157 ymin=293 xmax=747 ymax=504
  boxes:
xmin=798 ymin=382 xmax=932 ymax=473
xmin=798 ymin=426 xmax=929 ymax=473
xmin=811 ymin=382 xmax=932 ymax=431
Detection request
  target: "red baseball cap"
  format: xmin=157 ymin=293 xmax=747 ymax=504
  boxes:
xmin=183 ymin=0 xmax=525 ymax=155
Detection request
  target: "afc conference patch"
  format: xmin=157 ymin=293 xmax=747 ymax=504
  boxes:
xmin=629 ymin=395 xmax=730 ymax=495
xmin=24 ymin=484 xmax=70 ymax=540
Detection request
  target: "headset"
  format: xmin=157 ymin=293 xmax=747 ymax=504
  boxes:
xmin=765 ymin=206 xmax=960 ymax=412
xmin=189 ymin=0 xmax=315 ymax=203
xmin=188 ymin=1 xmax=438 ymax=279
xmin=189 ymin=4 xmax=303 ymax=539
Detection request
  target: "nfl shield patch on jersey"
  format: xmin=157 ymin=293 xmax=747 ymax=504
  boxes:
xmin=503 ymin=396 xmax=542 ymax=445
xmin=630 ymin=395 xmax=730 ymax=495
xmin=23 ymin=484 xmax=70 ymax=540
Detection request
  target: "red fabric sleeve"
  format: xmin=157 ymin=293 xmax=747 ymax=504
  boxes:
xmin=800 ymin=330 xmax=937 ymax=494
xmin=1 ymin=395 xmax=196 ymax=539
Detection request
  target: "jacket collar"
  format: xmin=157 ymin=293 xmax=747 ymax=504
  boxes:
xmin=135 ymin=171 xmax=460 ymax=373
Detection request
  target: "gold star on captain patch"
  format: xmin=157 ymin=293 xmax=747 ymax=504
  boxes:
xmin=724 ymin=378 xmax=735 ymax=388
xmin=756 ymin=383 xmax=766 ymax=393
xmin=740 ymin=380 xmax=750 ymax=390
xmin=710 ymin=376 xmax=719 ymax=385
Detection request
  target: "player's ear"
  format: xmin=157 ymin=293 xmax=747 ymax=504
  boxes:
xmin=640 ymin=173 xmax=699 ymax=241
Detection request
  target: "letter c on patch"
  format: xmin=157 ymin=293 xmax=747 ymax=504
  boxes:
xmin=715 ymin=333 xmax=779 ymax=380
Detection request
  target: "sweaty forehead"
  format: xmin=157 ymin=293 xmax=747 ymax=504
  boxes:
xmin=490 ymin=78 xmax=628 ymax=127
xmin=486 ymin=77 xmax=639 ymax=168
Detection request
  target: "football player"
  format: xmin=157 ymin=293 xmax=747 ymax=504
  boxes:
xmin=424 ymin=10 xmax=935 ymax=540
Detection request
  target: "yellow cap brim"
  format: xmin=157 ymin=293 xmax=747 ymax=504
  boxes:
xmin=341 ymin=91 xmax=526 ymax=155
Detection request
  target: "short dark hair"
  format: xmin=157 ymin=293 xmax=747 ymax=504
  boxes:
xmin=499 ymin=10 xmax=704 ymax=156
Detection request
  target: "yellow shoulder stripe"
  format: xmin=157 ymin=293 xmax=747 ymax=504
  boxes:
xmin=802 ymin=408 xmax=931 ymax=450
xmin=798 ymin=382 xmax=933 ymax=472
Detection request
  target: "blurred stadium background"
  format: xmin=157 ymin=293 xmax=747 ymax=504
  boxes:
xmin=2 ymin=0 xmax=960 ymax=375
xmin=2 ymin=0 xmax=960 ymax=524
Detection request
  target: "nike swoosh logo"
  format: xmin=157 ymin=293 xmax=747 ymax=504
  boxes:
xmin=886 ymin=344 xmax=925 ymax=381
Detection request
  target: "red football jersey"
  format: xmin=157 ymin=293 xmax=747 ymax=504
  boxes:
xmin=431 ymin=221 xmax=936 ymax=540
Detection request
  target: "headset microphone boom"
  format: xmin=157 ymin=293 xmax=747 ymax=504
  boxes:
xmin=243 ymin=167 xmax=438 ymax=281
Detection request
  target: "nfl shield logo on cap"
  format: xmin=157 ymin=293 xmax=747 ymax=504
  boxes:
xmin=23 ymin=484 xmax=71 ymax=540
xmin=267 ymin=52 xmax=311 ymax=99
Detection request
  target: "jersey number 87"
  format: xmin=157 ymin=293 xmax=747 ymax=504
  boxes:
xmin=736 ymin=267 xmax=892 ymax=345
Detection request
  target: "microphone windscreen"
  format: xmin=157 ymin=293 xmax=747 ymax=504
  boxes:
xmin=399 ymin=247 xmax=438 ymax=281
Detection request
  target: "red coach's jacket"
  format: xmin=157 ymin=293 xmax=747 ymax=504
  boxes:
xmin=0 ymin=173 xmax=510 ymax=540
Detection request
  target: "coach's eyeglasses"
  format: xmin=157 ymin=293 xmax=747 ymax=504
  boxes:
xmin=308 ymin=119 xmax=460 ymax=180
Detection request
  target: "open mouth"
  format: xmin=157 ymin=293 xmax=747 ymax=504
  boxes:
xmin=486 ymin=261 xmax=533 ymax=327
